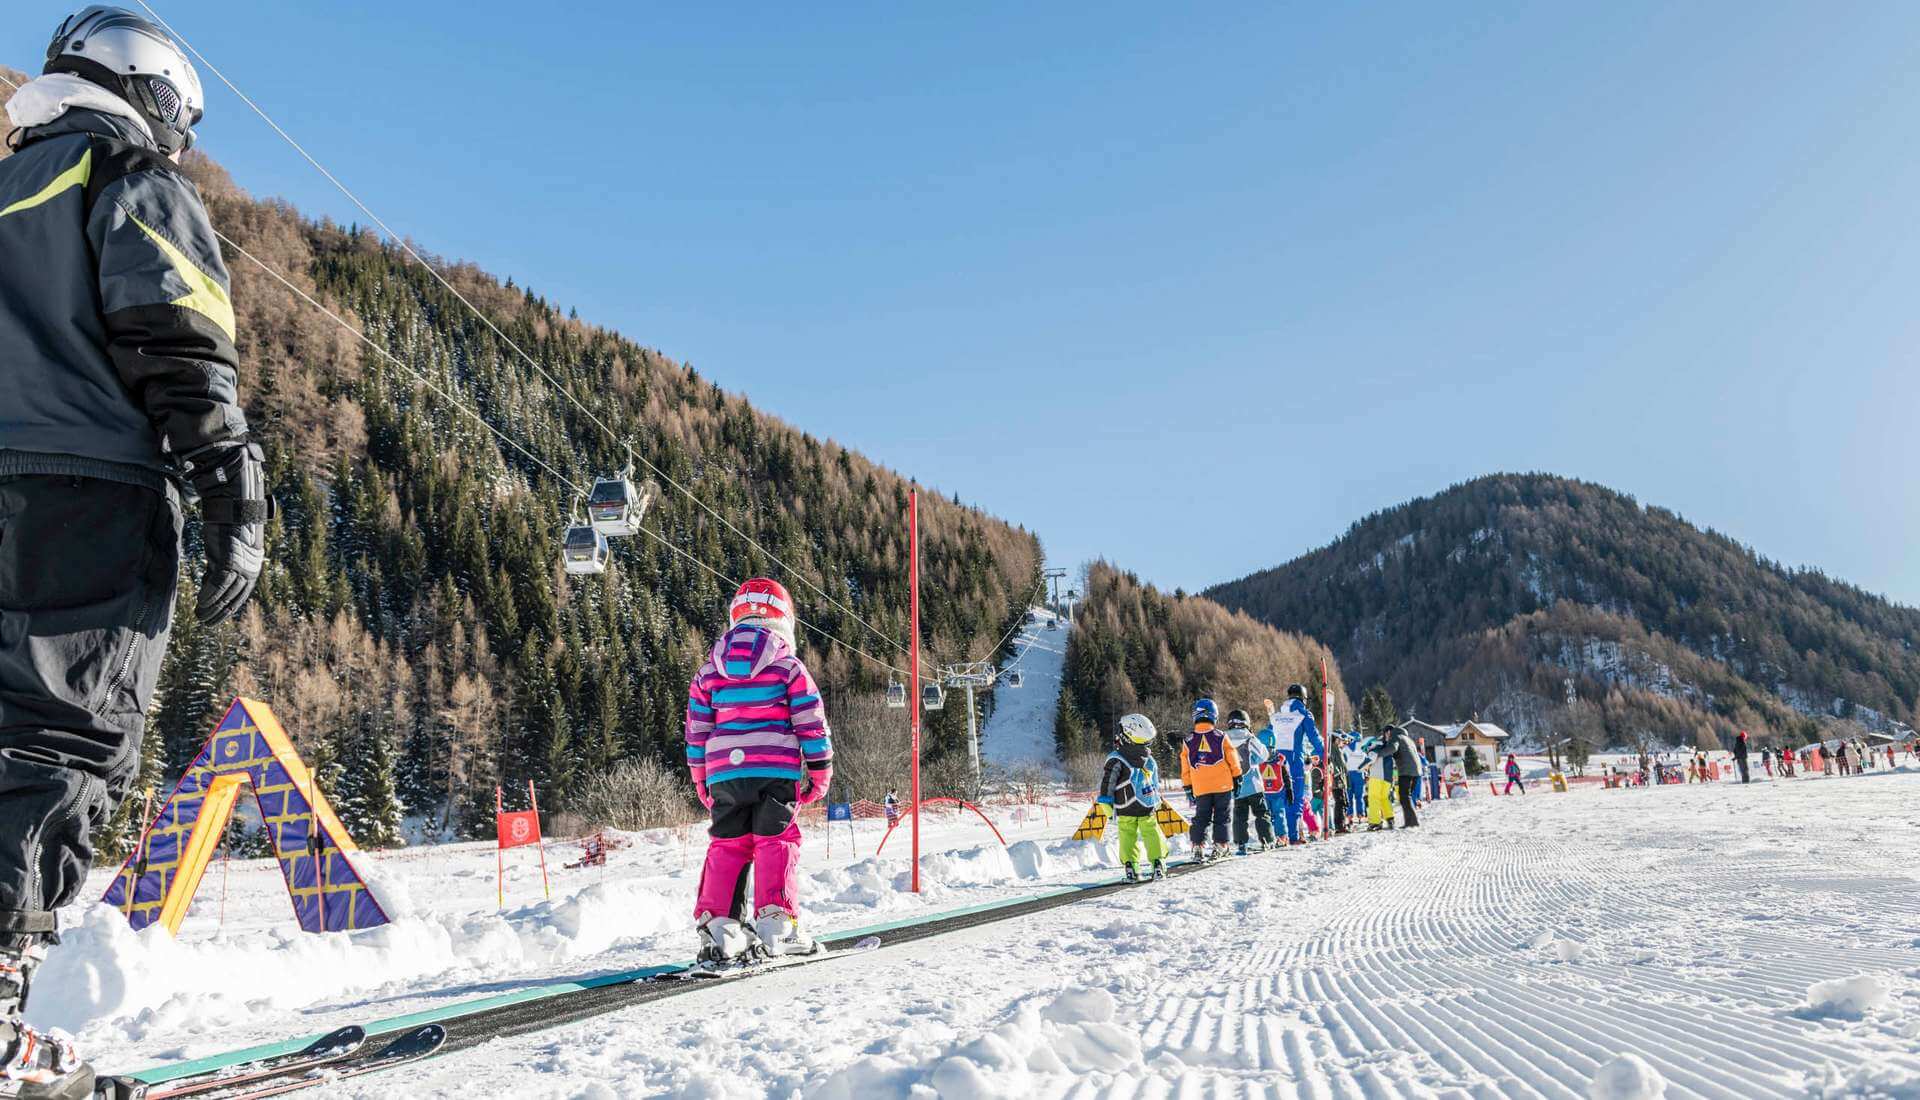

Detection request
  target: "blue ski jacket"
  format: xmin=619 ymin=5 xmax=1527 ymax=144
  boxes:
xmin=1263 ymin=698 xmax=1325 ymax=780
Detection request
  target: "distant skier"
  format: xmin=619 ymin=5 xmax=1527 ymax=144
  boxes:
xmin=1343 ymin=732 xmax=1369 ymax=821
xmin=1254 ymin=716 xmax=1291 ymax=843
xmin=1503 ymin=753 xmax=1526 ymax=796
xmin=1262 ymin=685 xmax=1325 ymax=845
xmin=1324 ymin=733 xmax=1353 ymax=834
xmin=1223 ymin=709 xmax=1274 ymax=855
xmin=1732 ymin=731 xmax=1751 ymax=784
xmin=1363 ymin=736 xmax=1396 ymax=831
xmin=1179 ymin=698 xmax=1241 ymax=862
xmin=2 ymin=9 xmax=270 ymax=1095
xmin=883 ymin=789 xmax=900 ymax=827
xmin=1403 ymin=740 xmax=1423 ymax=811
xmin=686 ymin=578 xmax=834 ymax=965
xmin=1099 ymin=714 xmax=1167 ymax=881
xmin=1373 ymin=725 xmax=1420 ymax=827
xmin=1760 ymin=746 xmax=1774 ymax=778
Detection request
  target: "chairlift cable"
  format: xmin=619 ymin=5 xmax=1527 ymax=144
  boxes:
xmin=131 ymin=0 xmax=912 ymax=663
xmin=214 ymin=228 xmax=909 ymax=678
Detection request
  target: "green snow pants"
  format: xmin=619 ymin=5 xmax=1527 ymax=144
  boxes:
xmin=1116 ymin=813 xmax=1165 ymax=868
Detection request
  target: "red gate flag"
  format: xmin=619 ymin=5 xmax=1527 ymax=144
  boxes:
xmin=497 ymin=808 xmax=541 ymax=850
xmin=495 ymin=783 xmax=552 ymax=907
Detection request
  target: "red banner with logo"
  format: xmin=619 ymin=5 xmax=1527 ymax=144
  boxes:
xmin=495 ymin=783 xmax=551 ymax=906
xmin=497 ymin=809 xmax=541 ymax=850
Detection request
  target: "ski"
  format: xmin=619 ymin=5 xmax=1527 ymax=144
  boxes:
xmin=181 ymin=1026 xmax=446 ymax=1100
xmin=127 ymin=1027 xmax=367 ymax=1100
xmin=671 ymin=935 xmax=880 ymax=981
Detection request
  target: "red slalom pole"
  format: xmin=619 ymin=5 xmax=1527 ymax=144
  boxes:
xmin=529 ymin=780 xmax=552 ymax=900
xmin=909 ymin=489 xmax=922 ymax=894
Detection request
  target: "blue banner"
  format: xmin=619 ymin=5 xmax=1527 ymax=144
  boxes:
xmin=826 ymin=802 xmax=853 ymax=822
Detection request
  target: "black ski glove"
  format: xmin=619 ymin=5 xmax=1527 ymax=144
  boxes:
xmin=186 ymin=440 xmax=272 ymax=625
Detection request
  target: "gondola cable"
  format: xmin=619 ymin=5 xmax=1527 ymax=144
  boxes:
xmin=128 ymin=0 xmax=914 ymax=664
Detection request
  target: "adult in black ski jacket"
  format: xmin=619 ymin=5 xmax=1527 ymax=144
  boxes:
xmin=1379 ymin=726 xmax=1421 ymax=828
xmin=1732 ymin=731 xmax=1751 ymax=784
xmin=1 ymin=9 xmax=269 ymax=1094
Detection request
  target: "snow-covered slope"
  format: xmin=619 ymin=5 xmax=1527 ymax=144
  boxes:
xmin=978 ymin=606 xmax=1069 ymax=775
xmin=338 ymin=770 xmax=1917 ymax=1098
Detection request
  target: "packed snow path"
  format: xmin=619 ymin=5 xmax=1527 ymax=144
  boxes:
xmin=977 ymin=606 xmax=1070 ymax=775
xmin=352 ymin=772 xmax=1919 ymax=1098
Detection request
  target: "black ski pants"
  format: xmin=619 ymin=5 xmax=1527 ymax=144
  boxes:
xmin=1189 ymin=791 xmax=1231 ymax=848
xmin=1396 ymin=775 xmax=1420 ymax=828
xmin=1231 ymin=792 xmax=1272 ymax=847
xmin=0 ymin=475 xmax=178 ymax=946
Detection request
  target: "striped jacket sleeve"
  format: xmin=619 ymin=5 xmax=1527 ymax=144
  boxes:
xmin=685 ymin=664 xmax=716 ymax=780
xmin=786 ymin=657 xmax=832 ymax=771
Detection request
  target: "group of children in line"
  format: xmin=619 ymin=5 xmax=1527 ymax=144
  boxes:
xmin=1092 ymin=684 xmax=1435 ymax=881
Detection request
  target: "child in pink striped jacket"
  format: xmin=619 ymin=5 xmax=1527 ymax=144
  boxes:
xmin=687 ymin=578 xmax=833 ymax=964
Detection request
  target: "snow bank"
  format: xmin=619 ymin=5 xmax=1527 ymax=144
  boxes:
xmin=1589 ymin=1054 xmax=1665 ymax=1100
xmin=1801 ymin=975 xmax=1891 ymax=1020
xmin=1805 ymin=1060 xmax=1920 ymax=1099
xmin=36 ymin=880 xmax=679 ymax=1039
xmin=810 ymin=987 xmax=1147 ymax=1099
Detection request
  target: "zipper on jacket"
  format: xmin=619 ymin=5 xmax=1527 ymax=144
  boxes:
xmin=94 ymin=594 xmax=152 ymax=717
xmin=25 ymin=775 xmax=95 ymax=920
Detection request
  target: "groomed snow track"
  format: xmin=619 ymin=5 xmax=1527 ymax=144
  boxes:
xmin=127 ymin=858 xmax=1221 ymax=1093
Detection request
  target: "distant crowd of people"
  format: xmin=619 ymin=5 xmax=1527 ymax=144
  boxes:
xmin=1613 ymin=730 xmax=1919 ymax=788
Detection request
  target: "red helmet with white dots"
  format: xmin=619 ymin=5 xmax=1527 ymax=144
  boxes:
xmin=730 ymin=578 xmax=796 ymax=646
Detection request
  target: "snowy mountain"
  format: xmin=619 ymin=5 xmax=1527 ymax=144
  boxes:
xmin=1207 ymin=474 xmax=1920 ymax=751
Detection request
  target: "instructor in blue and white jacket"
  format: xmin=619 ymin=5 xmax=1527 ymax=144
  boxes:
xmin=1261 ymin=684 xmax=1325 ymax=845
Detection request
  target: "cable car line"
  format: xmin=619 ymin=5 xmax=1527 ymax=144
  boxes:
xmin=131 ymin=0 xmax=913 ymax=663
xmin=212 ymin=227 xmax=911 ymax=679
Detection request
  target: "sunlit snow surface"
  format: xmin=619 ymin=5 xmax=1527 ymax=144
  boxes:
xmin=55 ymin=768 xmax=1920 ymax=1097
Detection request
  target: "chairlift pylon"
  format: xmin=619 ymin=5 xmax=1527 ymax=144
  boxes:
xmin=586 ymin=468 xmax=653 ymax=537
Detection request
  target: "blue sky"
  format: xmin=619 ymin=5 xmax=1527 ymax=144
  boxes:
xmin=9 ymin=3 xmax=1919 ymax=604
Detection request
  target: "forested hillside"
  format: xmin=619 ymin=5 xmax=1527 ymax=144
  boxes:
xmin=1206 ymin=473 xmax=1920 ymax=752
xmin=1056 ymin=562 xmax=1348 ymax=777
xmin=1 ymin=68 xmax=1041 ymax=853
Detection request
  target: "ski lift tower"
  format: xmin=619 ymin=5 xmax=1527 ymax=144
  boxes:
xmin=942 ymin=661 xmax=999 ymax=797
xmin=1043 ymin=568 xmax=1068 ymax=613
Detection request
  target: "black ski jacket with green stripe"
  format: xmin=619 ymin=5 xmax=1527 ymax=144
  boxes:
xmin=0 ymin=106 xmax=248 ymax=490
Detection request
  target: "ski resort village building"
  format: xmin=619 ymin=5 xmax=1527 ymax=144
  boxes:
xmin=1404 ymin=718 xmax=1510 ymax=769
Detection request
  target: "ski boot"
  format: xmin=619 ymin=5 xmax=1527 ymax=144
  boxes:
xmin=695 ymin=914 xmax=759 ymax=968
xmin=1234 ymin=844 xmax=1248 ymax=857
xmin=753 ymin=907 xmax=820 ymax=958
xmin=1123 ymin=864 xmax=1140 ymax=884
xmin=0 ymin=941 xmax=92 ymax=1100
xmin=1150 ymin=859 xmax=1167 ymax=881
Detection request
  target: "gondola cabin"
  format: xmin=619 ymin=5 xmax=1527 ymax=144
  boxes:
xmin=922 ymin=683 xmax=946 ymax=711
xmin=886 ymin=682 xmax=908 ymax=709
xmin=562 ymin=523 xmax=609 ymax=575
xmin=1006 ymin=670 xmax=1024 ymax=688
xmin=586 ymin=476 xmax=652 ymax=537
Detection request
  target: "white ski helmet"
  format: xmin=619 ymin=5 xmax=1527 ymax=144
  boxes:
xmin=1118 ymin=713 xmax=1156 ymax=745
xmin=45 ymin=6 xmax=203 ymax=156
